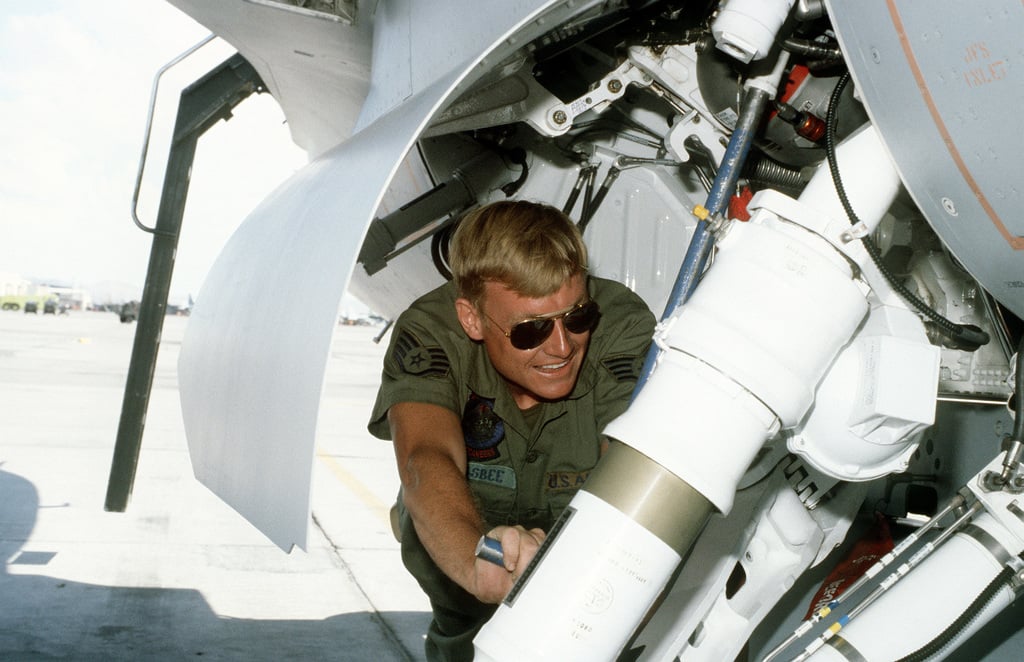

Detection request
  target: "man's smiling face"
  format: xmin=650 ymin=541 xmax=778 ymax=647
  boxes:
xmin=457 ymin=275 xmax=592 ymax=410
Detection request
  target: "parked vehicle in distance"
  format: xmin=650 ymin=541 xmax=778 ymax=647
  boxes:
xmin=120 ymin=301 xmax=140 ymax=324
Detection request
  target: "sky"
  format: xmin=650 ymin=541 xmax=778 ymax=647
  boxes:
xmin=0 ymin=1 xmax=309 ymax=304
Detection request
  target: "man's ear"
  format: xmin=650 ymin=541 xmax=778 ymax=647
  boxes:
xmin=455 ymin=297 xmax=485 ymax=341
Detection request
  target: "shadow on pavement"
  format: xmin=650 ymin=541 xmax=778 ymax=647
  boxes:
xmin=1 ymin=466 xmax=426 ymax=661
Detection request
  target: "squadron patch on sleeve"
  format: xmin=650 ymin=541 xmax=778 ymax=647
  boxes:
xmin=393 ymin=328 xmax=450 ymax=378
xmin=462 ymin=393 xmax=504 ymax=461
xmin=600 ymin=354 xmax=643 ymax=383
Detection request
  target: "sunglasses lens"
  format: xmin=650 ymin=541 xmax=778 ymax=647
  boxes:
xmin=506 ymin=301 xmax=601 ymax=350
xmin=509 ymin=319 xmax=554 ymax=350
xmin=564 ymin=301 xmax=600 ymax=334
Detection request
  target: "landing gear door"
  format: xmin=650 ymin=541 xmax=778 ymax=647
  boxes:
xmin=177 ymin=70 xmax=462 ymax=552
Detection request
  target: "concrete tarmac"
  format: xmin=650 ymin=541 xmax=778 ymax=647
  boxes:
xmin=0 ymin=309 xmax=430 ymax=660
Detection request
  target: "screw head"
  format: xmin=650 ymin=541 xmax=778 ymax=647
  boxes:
xmin=941 ymin=197 xmax=958 ymax=216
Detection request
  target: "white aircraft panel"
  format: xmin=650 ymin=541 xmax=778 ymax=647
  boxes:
xmin=167 ymin=0 xmax=374 ymax=157
xmin=827 ymin=0 xmax=1024 ymax=319
xmin=178 ymin=69 xmax=463 ymax=552
xmin=355 ymin=0 xmax=560 ymax=132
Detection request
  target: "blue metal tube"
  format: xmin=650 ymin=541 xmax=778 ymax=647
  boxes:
xmin=633 ymin=86 xmax=772 ymax=395
xmin=665 ymin=85 xmax=770 ymax=316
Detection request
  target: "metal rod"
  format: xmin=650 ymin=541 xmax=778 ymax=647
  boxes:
xmin=632 ymin=85 xmax=772 ymax=397
xmin=664 ymin=84 xmax=770 ymax=316
xmin=131 ymin=34 xmax=216 ymax=235
xmin=790 ymin=501 xmax=983 ymax=662
xmin=760 ymin=493 xmax=968 ymax=662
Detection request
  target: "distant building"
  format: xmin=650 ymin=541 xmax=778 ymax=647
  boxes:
xmin=42 ymin=282 xmax=92 ymax=312
xmin=0 ymin=272 xmax=32 ymax=297
xmin=0 ymin=273 xmax=92 ymax=311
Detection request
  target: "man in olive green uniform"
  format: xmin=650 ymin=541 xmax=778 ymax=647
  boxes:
xmin=368 ymin=200 xmax=655 ymax=661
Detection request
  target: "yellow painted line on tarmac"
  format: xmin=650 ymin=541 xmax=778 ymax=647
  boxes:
xmin=315 ymin=447 xmax=391 ymax=526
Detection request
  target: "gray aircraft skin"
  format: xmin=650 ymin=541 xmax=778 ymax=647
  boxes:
xmin=132 ymin=1 xmax=1023 ymax=660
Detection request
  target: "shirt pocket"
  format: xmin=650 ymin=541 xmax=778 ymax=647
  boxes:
xmin=467 ymin=460 xmax=517 ymax=526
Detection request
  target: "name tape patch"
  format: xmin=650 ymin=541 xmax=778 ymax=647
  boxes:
xmin=468 ymin=462 xmax=517 ymax=489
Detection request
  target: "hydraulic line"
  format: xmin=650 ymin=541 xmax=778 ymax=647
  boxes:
xmin=579 ymin=165 xmax=622 ymax=232
xmin=562 ymin=163 xmax=596 ymax=217
xmin=633 ymin=83 xmax=773 ymax=394
xmin=781 ymin=37 xmax=844 ymax=70
xmin=984 ymin=334 xmax=1024 ymax=489
xmin=789 ymin=501 xmax=984 ymax=662
xmin=824 ymin=73 xmax=989 ymax=350
xmin=667 ymin=84 xmax=771 ymax=310
xmin=499 ymin=147 xmax=529 ymax=197
xmin=760 ymin=494 xmax=969 ymax=662
xmin=581 ymin=164 xmax=598 ymax=226
xmin=682 ymin=135 xmax=717 ymax=189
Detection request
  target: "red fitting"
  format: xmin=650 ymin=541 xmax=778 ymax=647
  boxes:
xmin=729 ymin=186 xmax=754 ymax=221
xmin=795 ymin=113 xmax=827 ymax=143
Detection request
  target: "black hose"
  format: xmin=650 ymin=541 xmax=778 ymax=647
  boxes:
xmin=580 ymin=166 xmax=597 ymax=227
xmin=562 ymin=165 xmax=591 ymax=217
xmin=895 ymin=561 xmax=1018 ymax=662
xmin=824 ymin=73 xmax=989 ymax=351
xmin=579 ymin=166 xmax=620 ymax=232
xmin=782 ymin=37 xmax=843 ymax=61
xmin=430 ymin=223 xmax=455 ymax=281
xmin=781 ymin=38 xmax=846 ymax=72
xmin=499 ymin=147 xmax=529 ymax=197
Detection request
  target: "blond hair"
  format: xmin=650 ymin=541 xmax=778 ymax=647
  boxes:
xmin=450 ymin=200 xmax=588 ymax=305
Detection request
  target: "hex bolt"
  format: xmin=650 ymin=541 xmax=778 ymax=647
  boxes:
xmin=607 ymin=79 xmax=623 ymax=94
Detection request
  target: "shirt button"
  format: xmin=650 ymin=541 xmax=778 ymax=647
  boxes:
xmin=525 ymin=450 xmax=539 ymax=463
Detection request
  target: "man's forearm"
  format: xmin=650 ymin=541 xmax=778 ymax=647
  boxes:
xmin=401 ymin=449 xmax=485 ymax=592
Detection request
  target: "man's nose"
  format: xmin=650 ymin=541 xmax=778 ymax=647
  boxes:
xmin=544 ymin=319 xmax=573 ymax=356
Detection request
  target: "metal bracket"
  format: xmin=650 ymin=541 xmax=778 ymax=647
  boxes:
xmin=543 ymin=59 xmax=653 ymax=135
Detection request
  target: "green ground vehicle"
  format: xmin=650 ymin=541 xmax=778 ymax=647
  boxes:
xmin=1 ymin=296 xmax=60 ymax=313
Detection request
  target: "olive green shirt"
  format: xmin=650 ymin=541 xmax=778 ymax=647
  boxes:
xmin=367 ymin=276 xmax=654 ymax=661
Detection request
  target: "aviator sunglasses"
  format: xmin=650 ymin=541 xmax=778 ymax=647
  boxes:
xmin=486 ymin=300 xmax=601 ymax=350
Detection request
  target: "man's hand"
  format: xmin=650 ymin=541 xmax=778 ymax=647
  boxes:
xmin=470 ymin=525 xmax=546 ymax=604
xmin=389 ymin=403 xmax=546 ymax=603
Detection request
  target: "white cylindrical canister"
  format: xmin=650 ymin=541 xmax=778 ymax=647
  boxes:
xmin=712 ymin=0 xmax=797 ymax=63
xmin=474 ymin=489 xmax=684 ymax=661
